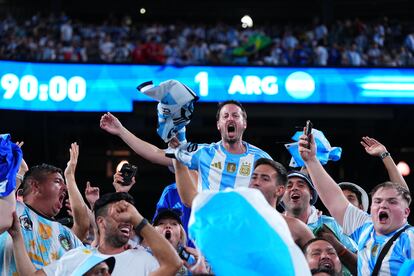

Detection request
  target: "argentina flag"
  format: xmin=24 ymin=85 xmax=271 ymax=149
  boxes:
xmin=285 ymin=128 xmax=342 ymax=168
xmin=189 ymin=187 xmax=311 ymax=276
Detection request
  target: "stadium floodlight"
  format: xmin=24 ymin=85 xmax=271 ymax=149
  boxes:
xmin=241 ymin=15 xmax=253 ymax=28
xmin=397 ymin=161 xmax=410 ymax=176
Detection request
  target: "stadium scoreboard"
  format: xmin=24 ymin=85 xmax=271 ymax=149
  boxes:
xmin=1 ymin=60 xmax=414 ymax=112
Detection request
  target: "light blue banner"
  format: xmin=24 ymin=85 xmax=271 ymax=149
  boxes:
xmin=1 ymin=60 xmax=414 ymax=111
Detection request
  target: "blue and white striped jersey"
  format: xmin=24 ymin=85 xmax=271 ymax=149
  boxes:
xmin=176 ymin=141 xmax=272 ymax=191
xmin=0 ymin=201 xmax=82 ymax=276
xmin=343 ymin=204 xmax=414 ymax=276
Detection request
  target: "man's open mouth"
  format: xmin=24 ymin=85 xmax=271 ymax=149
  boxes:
xmin=59 ymin=192 xmax=66 ymax=204
xmin=227 ymin=124 xmax=235 ymax=133
xmin=320 ymin=260 xmax=333 ymax=270
xmin=165 ymin=230 xmax=171 ymax=240
xmin=119 ymin=224 xmax=131 ymax=235
xmin=291 ymin=193 xmax=300 ymax=200
xmin=379 ymin=211 xmax=389 ymax=223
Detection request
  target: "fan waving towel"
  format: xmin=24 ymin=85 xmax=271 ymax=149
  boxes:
xmin=285 ymin=128 xmax=342 ymax=168
xmin=188 ymin=187 xmax=311 ymax=276
xmin=0 ymin=134 xmax=22 ymax=197
xmin=137 ymin=80 xmax=198 ymax=144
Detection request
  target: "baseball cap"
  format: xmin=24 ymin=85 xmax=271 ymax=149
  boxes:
xmin=61 ymin=248 xmax=115 ymax=276
xmin=152 ymin=208 xmax=183 ymax=226
xmin=0 ymin=134 xmax=22 ymax=197
xmin=338 ymin=182 xmax=369 ymax=212
xmin=287 ymin=171 xmax=318 ymax=205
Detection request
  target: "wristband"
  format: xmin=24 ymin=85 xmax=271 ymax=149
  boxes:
xmin=16 ymin=174 xmax=24 ymax=181
xmin=134 ymin=218 xmax=148 ymax=235
xmin=380 ymin=152 xmax=391 ymax=160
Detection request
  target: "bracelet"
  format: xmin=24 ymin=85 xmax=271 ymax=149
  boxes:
xmin=134 ymin=218 xmax=148 ymax=235
xmin=338 ymin=247 xmax=347 ymax=257
xmin=380 ymin=152 xmax=391 ymax=160
xmin=16 ymin=174 xmax=24 ymax=181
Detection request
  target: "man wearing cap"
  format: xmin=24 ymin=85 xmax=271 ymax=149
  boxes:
xmin=8 ymin=192 xmax=182 ymax=276
xmin=339 ymin=182 xmax=369 ymax=212
xmin=337 ymin=136 xmax=410 ymax=214
xmin=47 ymin=248 xmax=116 ymax=276
xmin=282 ymin=171 xmax=357 ymax=275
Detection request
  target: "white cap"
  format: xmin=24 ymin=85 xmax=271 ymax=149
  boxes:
xmin=339 ymin=182 xmax=369 ymax=212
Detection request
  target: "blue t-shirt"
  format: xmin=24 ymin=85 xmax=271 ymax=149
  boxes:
xmin=153 ymin=183 xmax=193 ymax=247
xmin=343 ymin=204 xmax=414 ymax=275
xmin=176 ymin=141 xmax=272 ymax=191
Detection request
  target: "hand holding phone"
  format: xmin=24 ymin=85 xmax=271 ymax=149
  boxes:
xmin=120 ymin=163 xmax=137 ymax=186
xmin=178 ymin=245 xmax=196 ymax=265
xmin=304 ymin=120 xmax=313 ymax=149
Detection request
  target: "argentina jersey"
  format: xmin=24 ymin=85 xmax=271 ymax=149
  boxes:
xmin=176 ymin=141 xmax=272 ymax=191
xmin=0 ymin=201 xmax=82 ymax=275
xmin=343 ymin=204 xmax=414 ymax=276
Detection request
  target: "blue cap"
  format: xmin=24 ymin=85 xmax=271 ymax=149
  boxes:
xmin=287 ymin=171 xmax=318 ymax=206
xmin=0 ymin=134 xmax=22 ymax=197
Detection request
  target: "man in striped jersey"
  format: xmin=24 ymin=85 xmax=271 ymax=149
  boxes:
xmin=298 ymin=131 xmax=413 ymax=275
xmin=100 ymin=100 xmax=271 ymax=191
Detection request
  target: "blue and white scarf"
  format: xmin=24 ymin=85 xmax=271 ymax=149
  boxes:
xmin=137 ymin=80 xmax=198 ymax=144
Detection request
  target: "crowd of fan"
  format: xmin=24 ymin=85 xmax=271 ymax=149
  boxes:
xmin=1 ymin=13 xmax=414 ymax=66
xmin=1 ymin=98 xmax=414 ymax=275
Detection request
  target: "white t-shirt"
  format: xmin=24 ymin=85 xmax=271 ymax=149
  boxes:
xmin=43 ymin=246 xmax=159 ymax=276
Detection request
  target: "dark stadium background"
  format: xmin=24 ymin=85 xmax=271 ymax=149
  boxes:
xmin=1 ymin=0 xmax=414 ymax=223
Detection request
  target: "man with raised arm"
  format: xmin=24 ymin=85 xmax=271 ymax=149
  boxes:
xmin=100 ymin=100 xmax=272 ymax=190
xmin=298 ymin=131 xmax=414 ymax=275
xmin=338 ymin=136 xmax=408 ymax=213
xmin=0 ymin=143 xmax=89 ymax=275
xmin=360 ymin=136 xmax=409 ymax=191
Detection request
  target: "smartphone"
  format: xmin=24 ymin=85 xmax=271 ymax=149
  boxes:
xmin=178 ymin=245 xmax=191 ymax=261
xmin=178 ymin=245 xmax=196 ymax=265
xmin=120 ymin=163 xmax=137 ymax=186
xmin=304 ymin=120 xmax=313 ymax=148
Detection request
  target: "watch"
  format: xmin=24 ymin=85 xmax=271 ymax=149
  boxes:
xmin=380 ymin=151 xmax=391 ymax=159
xmin=134 ymin=218 xmax=148 ymax=235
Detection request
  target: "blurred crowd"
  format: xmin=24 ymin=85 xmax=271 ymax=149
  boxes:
xmin=1 ymin=13 xmax=414 ymax=66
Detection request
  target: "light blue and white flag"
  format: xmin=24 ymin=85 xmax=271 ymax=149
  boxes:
xmin=285 ymin=128 xmax=342 ymax=167
xmin=137 ymin=80 xmax=198 ymax=144
xmin=189 ymin=187 xmax=311 ymax=276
